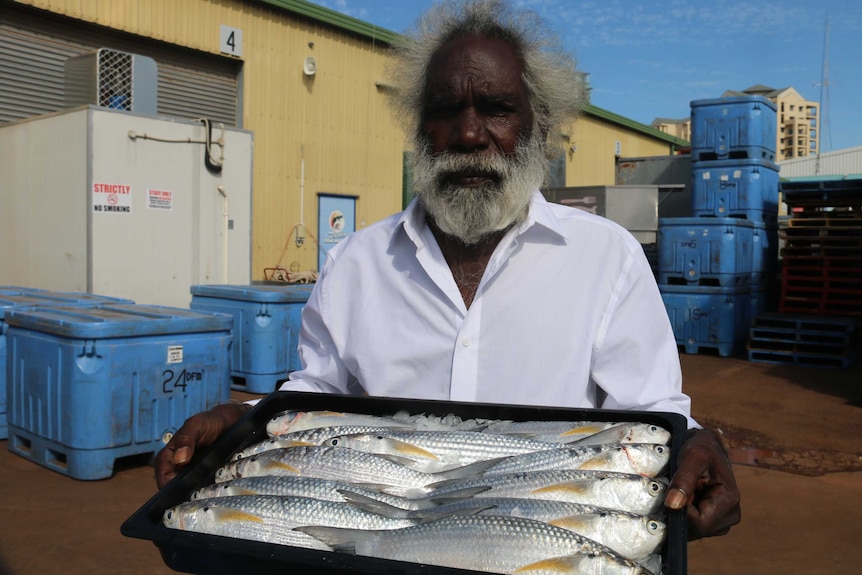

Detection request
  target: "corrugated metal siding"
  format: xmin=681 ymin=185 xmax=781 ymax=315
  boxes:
xmin=778 ymin=146 xmax=862 ymax=178
xmin=0 ymin=3 xmax=240 ymax=126
xmin=566 ymin=115 xmax=674 ymax=186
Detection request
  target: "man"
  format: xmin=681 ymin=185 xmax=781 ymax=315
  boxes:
xmin=155 ymin=0 xmax=740 ymax=540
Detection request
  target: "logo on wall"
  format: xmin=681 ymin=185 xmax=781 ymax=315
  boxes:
xmin=329 ymin=210 xmax=345 ymax=233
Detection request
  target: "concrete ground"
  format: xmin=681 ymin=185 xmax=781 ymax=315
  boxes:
xmin=0 ymin=352 xmax=860 ymax=575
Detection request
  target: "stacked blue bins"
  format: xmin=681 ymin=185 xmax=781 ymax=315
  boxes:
xmin=4 ymin=303 xmax=232 ymax=480
xmin=190 ymin=284 xmax=314 ymax=394
xmin=1 ymin=289 xmax=135 ymax=440
xmin=659 ymin=95 xmax=780 ymax=356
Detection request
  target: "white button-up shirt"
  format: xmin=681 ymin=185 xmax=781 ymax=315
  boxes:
xmin=280 ymin=191 xmax=694 ymax=427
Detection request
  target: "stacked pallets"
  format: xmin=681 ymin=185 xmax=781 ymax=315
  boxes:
xmin=658 ymin=96 xmax=780 ymax=357
xmin=744 ymin=177 xmax=862 ymax=367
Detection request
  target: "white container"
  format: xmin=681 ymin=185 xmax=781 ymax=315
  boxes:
xmin=0 ymin=106 xmax=253 ymax=308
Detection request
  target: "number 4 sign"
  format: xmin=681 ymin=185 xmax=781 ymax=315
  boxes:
xmin=220 ymin=25 xmax=243 ymax=57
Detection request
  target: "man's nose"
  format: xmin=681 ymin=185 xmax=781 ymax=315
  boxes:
xmin=449 ymin=108 xmax=490 ymax=152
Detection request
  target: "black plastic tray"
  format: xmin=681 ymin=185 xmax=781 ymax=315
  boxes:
xmin=122 ymin=391 xmax=688 ymax=575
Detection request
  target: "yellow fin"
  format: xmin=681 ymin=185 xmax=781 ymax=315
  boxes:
xmin=560 ymin=425 xmax=605 ymax=437
xmin=389 ymin=439 xmax=439 ymax=460
xmin=212 ymin=509 xmax=266 ymax=523
xmin=262 ymin=460 xmax=300 ymax=474
xmin=577 ymin=452 xmax=618 ymax=470
xmin=513 ymin=557 xmax=575 ymax=573
xmin=549 ymin=515 xmax=592 ymax=531
xmin=532 ymin=481 xmax=589 ymax=496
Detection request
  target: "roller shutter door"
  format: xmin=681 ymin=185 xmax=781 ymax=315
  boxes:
xmin=0 ymin=3 xmax=240 ymax=127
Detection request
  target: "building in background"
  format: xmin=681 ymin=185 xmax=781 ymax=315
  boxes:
xmin=1 ymin=0 xmax=685 ymax=282
xmin=724 ymin=85 xmax=819 ymax=162
xmin=651 ymin=117 xmax=690 ymax=142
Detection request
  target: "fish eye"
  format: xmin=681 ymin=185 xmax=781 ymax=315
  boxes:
xmin=203 ymin=506 xmax=211 ymax=512
xmin=648 ymin=520 xmax=660 ymax=532
xmin=165 ymin=510 xmax=174 ymax=520
xmin=655 ymin=446 xmax=665 ymax=454
xmin=649 ymin=481 xmax=662 ymax=493
xmin=329 ymin=438 xmax=340 ymax=446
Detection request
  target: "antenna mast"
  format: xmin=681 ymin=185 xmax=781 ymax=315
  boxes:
xmin=815 ymin=16 xmax=830 ymax=174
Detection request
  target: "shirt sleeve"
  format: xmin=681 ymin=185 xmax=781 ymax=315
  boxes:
xmin=590 ymin=244 xmax=699 ymax=429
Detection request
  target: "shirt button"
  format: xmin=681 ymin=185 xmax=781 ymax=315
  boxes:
xmin=462 ymin=338 xmax=471 ymax=347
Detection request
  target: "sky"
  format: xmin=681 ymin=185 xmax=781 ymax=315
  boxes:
xmin=313 ymin=0 xmax=862 ymax=153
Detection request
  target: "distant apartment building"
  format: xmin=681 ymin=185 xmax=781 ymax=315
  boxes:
xmin=651 ymin=84 xmax=820 ymax=162
xmin=651 ymin=117 xmax=690 ymax=142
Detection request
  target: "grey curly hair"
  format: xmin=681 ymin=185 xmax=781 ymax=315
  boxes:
xmin=387 ymin=0 xmax=589 ymax=154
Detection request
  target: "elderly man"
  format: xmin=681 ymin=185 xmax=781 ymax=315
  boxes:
xmin=155 ymin=0 xmax=740 ymax=540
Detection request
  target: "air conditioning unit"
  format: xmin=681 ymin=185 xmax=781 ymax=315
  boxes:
xmin=64 ymin=48 xmax=158 ymax=115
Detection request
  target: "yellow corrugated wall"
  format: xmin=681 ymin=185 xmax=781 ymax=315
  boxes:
xmin=13 ymin=0 xmax=679 ymax=276
xmin=566 ymin=115 xmax=675 ymax=186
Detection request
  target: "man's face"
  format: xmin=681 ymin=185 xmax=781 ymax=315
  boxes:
xmin=421 ymin=34 xmax=534 ymax=169
xmin=415 ymin=34 xmax=544 ymax=245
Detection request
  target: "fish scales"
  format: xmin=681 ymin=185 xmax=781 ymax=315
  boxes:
xmin=215 ymin=445 xmax=484 ymax=498
xmin=481 ymin=443 xmax=670 ymax=478
xmin=424 ymin=469 xmax=668 ymax=516
xmin=296 ymin=514 xmax=655 ymax=575
xmin=266 ymin=410 xmax=408 ymax=437
xmin=403 ymin=497 xmax=666 ymax=560
xmin=231 ymin=425 xmax=411 ymax=461
xmin=325 ymin=429 xmax=563 ymax=472
xmin=163 ymin=494 xmax=417 ymax=550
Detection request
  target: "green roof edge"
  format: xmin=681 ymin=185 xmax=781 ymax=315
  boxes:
xmin=255 ymin=0 xmax=401 ymax=45
xmin=252 ymin=2 xmax=690 ymax=151
xmin=585 ymin=104 xmax=690 ymax=149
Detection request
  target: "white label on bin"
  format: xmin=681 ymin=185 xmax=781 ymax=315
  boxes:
xmin=702 ymin=172 xmax=710 ymax=180
xmin=734 ymin=170 xmax=742 ymax=178
xmin=720 ymin=174 xmax=729 ymax=181
xmin=167 ymin=346 xmax=184 ymax=364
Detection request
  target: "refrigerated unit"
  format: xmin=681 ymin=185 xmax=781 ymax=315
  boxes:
xmin=0 ymin=106 xmax=253 ymax=308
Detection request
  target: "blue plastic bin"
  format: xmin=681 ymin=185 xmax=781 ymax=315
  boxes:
xmin=1 ymin=291 xmax=135 ymax=441
xmin=190 ymin=284 xmax=314 ymax=394
xmin=658 ymin=217 xmax=755 ymax=287
xmin=4 ymin=304 xmax=232 ymax=480
xmin=690 ymin=96 xmax=777 ymax=162
xmin=691 ymin=158 xmax=780 ymax=222
xmin=660 ymin=285 xmax=752 ymax=357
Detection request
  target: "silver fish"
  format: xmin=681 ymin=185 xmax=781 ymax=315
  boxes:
xmin=424 ymin=469 xmax=668 ymax=516
xmin=265 ymin=410 xmax=407 ymax=437
xmin=231 ymin=425 xmax=412 ymax=461
xmin=482 ymin=420 xmax=623 ymax=443
xmin=190 ymin=475 xmax=442 ymax=511
xmin=514 ymin=553 xmax=657 ymax=575
xmin=567 ymin=423 xmax=672 ymax=447
xmin=480 ymin=444 xmax=670 ymax=478
xmin=324 ymin=429 xmax=560 ymax=473
xmin=398 ymin=498 xmax=666 ymax=560
xmin=296 ymin=514 xmax=654 ymax=575
xmin=214 ymin=445 xmax=498 ymax=498
xmin=163 ymin=494 xmax=416 ymax=549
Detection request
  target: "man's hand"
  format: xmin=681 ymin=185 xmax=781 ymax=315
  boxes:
xmin=664 ymin=427 xmax=741 ymax=540
xmin=153 ymin=401 xmax=252 ymax=489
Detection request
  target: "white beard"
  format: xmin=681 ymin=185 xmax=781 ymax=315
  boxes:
xmin=412 ymin=136 xmax=547 ymax=245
